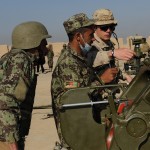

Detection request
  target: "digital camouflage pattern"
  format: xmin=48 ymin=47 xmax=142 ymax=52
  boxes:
xmin=63 ymin=44 xmax=67 ymax=49
xmin=0 ymin=49 xmax=35 ymax=142
xmin=63 ymin=13 xmax=94 ymax=34
xmin=51 ymin=46 xmax=100 ymax=148
xmin=0 ymin=110 xmax=19 ymax=143
xmin=60 ymin=44 xmax=68 ymax=55
xmin=93 ymin=8 xmax=117 ymax=25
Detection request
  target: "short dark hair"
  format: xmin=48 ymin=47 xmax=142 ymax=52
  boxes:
xmin=68 ymin=26 xmax=93 ymax=42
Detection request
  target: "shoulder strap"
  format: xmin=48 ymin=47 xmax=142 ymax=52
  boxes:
xmin=0 ymin=49 xmax=32 ymax=68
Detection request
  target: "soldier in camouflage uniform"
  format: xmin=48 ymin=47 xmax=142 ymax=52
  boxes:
xmin=63 ymin=44 xmax=67 ymax=49
xmin=36 ymin=50 xmax=46 ymax=73
xmin=51 ymin=13 xmax=118 ymax=150
xmin=0 ymin=21 xmax=51 ymax=150
xmin=46 ymin=44 xmax=54 ymax=72
xmin=87 ymin=8 xmax=135 ymax=83
xmin=60 ymin=43 xmax=68 ymax=55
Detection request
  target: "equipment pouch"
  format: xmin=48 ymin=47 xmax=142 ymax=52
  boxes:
xmin=14 ymin=77 xmax=28 ymax=101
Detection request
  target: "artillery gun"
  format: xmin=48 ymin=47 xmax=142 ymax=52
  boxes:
xmin=58 ymin=58 xmax=150 ymax=150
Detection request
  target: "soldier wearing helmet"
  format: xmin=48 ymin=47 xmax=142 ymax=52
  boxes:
xmin=46 ymin=44 xmax=54 ymax=72
xmin=86 ymin=8 xmax=135 ymax=84
xmin=63 ymin=43 xmax=67 ymax=49
xmin=0 ymin=21 xmax=51 ymax=150
xmin=51 ymin=13 xmax=118 ymax=150
xmin=60 ymin=43 xmax=68 ymax=55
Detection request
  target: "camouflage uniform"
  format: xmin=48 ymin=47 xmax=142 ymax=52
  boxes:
xmin=51 ymin=13 xmax=98 ymax=149
xmin=0 ymin=49 xmax=35 ymax=143
xmin=51 ymin=46 xmax=100 ymax=149
xmin=0 ymin=21 xmax=51 ymax=150
xmin=47 ymin=44 xmax=54 ymax=71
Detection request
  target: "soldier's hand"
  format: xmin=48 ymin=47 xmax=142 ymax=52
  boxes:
xmin=124 ymin=73 xmax=133 ymax=83
xmin=109 ymin=48 xmax=135 ymax=61
xmin=100 ymin=68 xmax=118 ymax=84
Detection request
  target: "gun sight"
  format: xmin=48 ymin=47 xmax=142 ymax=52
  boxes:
xmin=132 ymin=38 xmax=146 ymax=45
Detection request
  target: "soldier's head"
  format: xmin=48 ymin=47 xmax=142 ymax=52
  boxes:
xmin=47 ymin=44 xmax=53 ymax=51
xmin=12 ymin=21 xmax=51 ymax=64
xmin=63 ymin=44 xmax=67 ymax=49
xmin=63 ymin=13 xmax=95 ymax=55
xmin=93 ymin=9 xmax=117 ymax=41
xmin=12 ymin=21 xmax=51 ymax=51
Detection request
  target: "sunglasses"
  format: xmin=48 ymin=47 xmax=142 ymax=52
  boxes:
xmin=98 ymin=24 xmax=116 ymax=32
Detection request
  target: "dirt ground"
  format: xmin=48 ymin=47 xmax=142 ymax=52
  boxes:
xmin=25 ymin=57 xmax=59 ymax=150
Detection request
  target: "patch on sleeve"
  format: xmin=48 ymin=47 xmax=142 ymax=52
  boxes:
xmin=64 ymin=81 xmax=80 ymax=88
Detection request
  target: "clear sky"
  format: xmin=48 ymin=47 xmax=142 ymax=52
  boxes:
xmin=0 ymin=0 xmax=150 ymax=45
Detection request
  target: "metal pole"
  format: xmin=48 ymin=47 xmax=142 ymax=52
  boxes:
xmin=62 ymin=100 xmax=109 ymax=108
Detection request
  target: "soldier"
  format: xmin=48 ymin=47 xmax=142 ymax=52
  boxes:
xmin=0 ymin=21 xmax=51 ymax=150
xmin=63 ymin=43 xmax=67 ymax=49
xmin=60 ymin=43 xmax=68 ymax=55
xmin=46 ymin=44 xmax=54 ymax=72
xmin=51 ymin=13 xmax=118 ymax=150
xmin=36 ymin=51 xmax=46 ymax=73
xmin=87 ymin=8 xmax=135 ymax=84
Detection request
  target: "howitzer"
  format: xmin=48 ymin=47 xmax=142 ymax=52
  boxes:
xmin=58 ymin=59 xmax=150 ymax=150
xmin=124 ymin=38 xmax=148 ymax=75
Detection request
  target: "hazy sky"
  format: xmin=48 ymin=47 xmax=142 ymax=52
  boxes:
xmin=0 ymin=0 xmax=150 ymax=45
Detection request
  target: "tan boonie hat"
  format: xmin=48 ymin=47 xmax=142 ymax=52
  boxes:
xmin=63 ymin=13 xmax=94 ymax=34
xmin=93 ymin=9 xmax=117 ymax=25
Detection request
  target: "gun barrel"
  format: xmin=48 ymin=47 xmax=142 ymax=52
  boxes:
xmin=62 ymin=100 xmax=109 ymax=108
xmin=62 ymin=98 xmax=127 ymax=108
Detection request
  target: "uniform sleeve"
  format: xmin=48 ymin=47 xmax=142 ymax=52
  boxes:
xmin=93 ymin=51 xmax=110 ymax=67
xmin=51 ymin=57 xmax=85 ymax=107
xmin=0 ymin=52 xmax=33 ymax=102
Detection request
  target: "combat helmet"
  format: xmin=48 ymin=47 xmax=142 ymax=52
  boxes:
xmin=12 ymin=21 xmax=51 ymax=49
xmin=93 ymin=8 xmax=117 ymax=25
xmin=63 ymin=43 xmax=67 ymax=49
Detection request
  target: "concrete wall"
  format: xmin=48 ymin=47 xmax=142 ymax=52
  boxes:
xmin=0 ymin=45 xmax=9 ymax=57
xmin=50 ymin=36 xmax=150 ymax=56
xmin=1 ymin=36 xmax=150 ymax=57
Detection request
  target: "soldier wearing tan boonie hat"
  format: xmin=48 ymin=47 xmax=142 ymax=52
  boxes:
xmin=86 ymin=8 xmax=135 ymax=91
